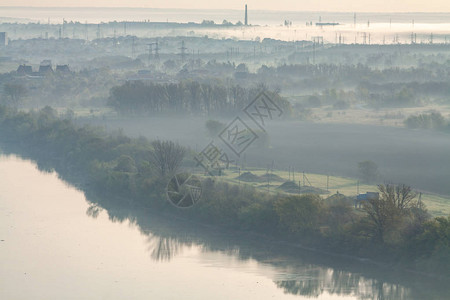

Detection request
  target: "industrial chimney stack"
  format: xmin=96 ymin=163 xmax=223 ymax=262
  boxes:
xmin=245 ymin=5 xmax=248 ymax=26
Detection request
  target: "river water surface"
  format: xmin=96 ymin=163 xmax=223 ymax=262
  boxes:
xmin=0 ymin=154 xmax=448 ymax=299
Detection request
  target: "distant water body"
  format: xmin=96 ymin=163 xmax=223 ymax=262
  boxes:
xmin=1 ymin=7 xmax=450 ymax=43
xmin=1 ymin=7 xmax=450 ymax=26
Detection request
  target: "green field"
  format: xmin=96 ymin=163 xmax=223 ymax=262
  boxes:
xmin=195 ymin=167 xmax=450 ymax=217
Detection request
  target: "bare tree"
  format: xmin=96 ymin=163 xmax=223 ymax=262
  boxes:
xmin=149 ymin=139 xmax=186 ymax=177
xmin=363 ymin=191 xmax=394 ymax=242
xmin=378 ymin=183 xmax=418 ymax=211
xmin=363 ymin=183 xmax=418 ymax=242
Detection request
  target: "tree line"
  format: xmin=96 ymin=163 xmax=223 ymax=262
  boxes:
xmin=404 ymin=111 xmax=450 ymax=131
xmin=0 ymin=105 xmax=448 ymax=277
xmin=107 ymin=81 xmax=292 ymax=116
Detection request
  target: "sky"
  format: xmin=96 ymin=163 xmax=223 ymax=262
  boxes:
xmin=1 ymin=0 xmax=450 ymax=13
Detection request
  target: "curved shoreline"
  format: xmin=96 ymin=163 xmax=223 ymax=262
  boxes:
xmin=0 ymin=105 xmax=448 ymax=282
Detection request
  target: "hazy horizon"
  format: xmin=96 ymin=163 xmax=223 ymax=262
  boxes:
xmin=2 ymin=6 xmax=450 ymax=13
xmin=1 ymin=1 xmax=450 ymax=13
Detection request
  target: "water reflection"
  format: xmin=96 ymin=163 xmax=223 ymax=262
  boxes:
xmin=110 ymin=201 xmax=450 ymax=299
xmin=83 ymin=199 xmax=443 ymax=300
xmin=275 ymin=275 xmax=409 ymax=300
xmin=146 ymin=236 xmax=182 ymax=262
xmin=1 ymin=147 xmax=449 ymax=300
xmin=86 ymin=204 xmax=103 ymax=219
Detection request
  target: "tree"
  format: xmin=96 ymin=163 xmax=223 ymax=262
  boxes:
xmin=358 ymin=160 xmax=378 ymax=183
xmin=163 ymin=60 xmax=178 ymax=72
xmin=149 ymin=140 xmax=186 ymax=177
xmin=236 ymin=63 xmax=249 ymax=73
xmin=404 ymin=112 xmax=447 ymax=130
xmin=114 ymin=155 xmax=137 ymax=173
xmin=378 ymin=183 xmax=418 ymax=211
xmin=411 ymin=216 xmax=450 ymax=276
xmin=205 ymin=119 xmax=225 ymax=138
xmin=274 ymin=194 xmax=323 ymax=233
xmin=4 ymin=82 xmax=26 ymax=106
xmin=362 ymin=184 xmax=419 ymax=243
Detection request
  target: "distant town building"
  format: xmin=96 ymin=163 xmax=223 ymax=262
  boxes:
xmin=234 ymin=63 xmax=249 ymax=79
xmin=39 ymin=65 xmax=53 ymax=74
xmin=17 ymin=64 xmax=33 ymax=75
xmin=39 ymin=60 xmax=53 ymax=74
xmin=40 ymin=59 xmax=52 ymax=66
xmin=0 ymin=32 xmax=7 ymax=46
xmin=56 ymin=64 xmax=70 ymax=73
xmin=355 ymin=192 xmax=379 ymax=208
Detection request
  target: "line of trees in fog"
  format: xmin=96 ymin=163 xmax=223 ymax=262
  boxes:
xmin=404 ymin=111 xmax=450 ymax=131
xmin=0 ymin=68 xmax=116 ymax=108
xmin=108 ymin=81 xmax=292 ymax=116
xmin=3 ymin=57 xmax=450 ymax=112
xmin=0 ymin=105 xmax=449 ymax=277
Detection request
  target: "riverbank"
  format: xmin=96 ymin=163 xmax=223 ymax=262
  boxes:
xmin=0 ymin=105 xmax=448 ymax=279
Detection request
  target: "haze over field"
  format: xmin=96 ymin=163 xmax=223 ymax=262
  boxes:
xmin=1 ymin=4 xmax=450 ymax=300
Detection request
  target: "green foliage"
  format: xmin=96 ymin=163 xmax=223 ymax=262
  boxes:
xmin=205 ymin=119 xmax=225 ymax=137
xmin=237 ymin=201 xmax=278 ymax=231
xmin=324 ymin=200 xmax=355 ymax=234
xmin=0 ymin=105 xmax=448 ymax=277
xmin=3 ymin=82 xmax=26 ymax=105
xmin=108 ymin=81 xmax=292 ymax=117
xmin=412 ymin=216 xmax=450 ymax=275
xmin=404 ymin=112 xmax=448 ymax=130
xmin=274 ymin=194 xmax=323 ymax=233
xmin=114 ymin=155 xmax=137 ymax=173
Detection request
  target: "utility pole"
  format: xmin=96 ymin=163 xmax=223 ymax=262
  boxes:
xmin=96 ymin=24 xmax=100 ymax=39
xmin=147 ymin=43 xmax=153 ymax=64
xmin=147 ymin=41 xmax=159 ymax=62
xmin=154 ymin=41 xmax=159 ymax=60
xmin=313 ymin=41 xmax=316 ymax=64
xmin=85 ymin=21 xmax=88 ymax=41
xmin=180 ymin=40 xmax=187 ymax=63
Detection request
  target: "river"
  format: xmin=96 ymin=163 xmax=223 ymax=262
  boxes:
xmin=0 ymin=154 xmax=448 ymax=299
